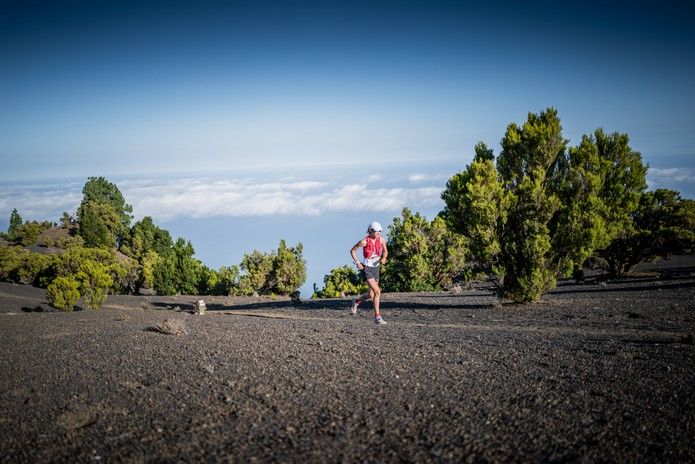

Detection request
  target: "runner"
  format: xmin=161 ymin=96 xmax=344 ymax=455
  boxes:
xmin=350 ymin=221 xmax=388 ymax=324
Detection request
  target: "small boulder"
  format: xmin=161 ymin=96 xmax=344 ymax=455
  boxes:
xmin=194 ymin=300 xmax=207 ymax=315
xmin=149 ymin=318 xmax=187 ymax=335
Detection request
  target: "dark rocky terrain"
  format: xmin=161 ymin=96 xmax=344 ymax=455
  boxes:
xmin=1 ymin=261 xmax=694 ymax=462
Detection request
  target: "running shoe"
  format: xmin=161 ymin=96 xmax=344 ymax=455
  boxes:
xmin=350 ymin=299 xmax=359 ymax=314
xmin=374 ymin=316 xmax=387 ymax=325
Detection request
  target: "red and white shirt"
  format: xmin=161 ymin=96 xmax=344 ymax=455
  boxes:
xmin=362 ymin=235 xmax=383 ymax=267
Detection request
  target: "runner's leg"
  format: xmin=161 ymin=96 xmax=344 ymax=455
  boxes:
xmin=358 ymin=289 xmax=372 ymax=302
xmin=366 ymin=278 xmax=381 ymax=316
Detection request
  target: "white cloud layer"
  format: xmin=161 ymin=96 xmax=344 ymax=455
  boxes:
xmin=648 ymin=167 xmax=695 ymax=184
xmin=0 ymin=176 xmax=445 ymax=222
xmin=3 ymin=167 xmax=692 ymax=225
xmin=408 ymin=173 xmax=448 ymax=183
xmin=124 ymin=178 xmax=443 ymax=220
xmin=0 ymin=182 xmax=83 ymax=222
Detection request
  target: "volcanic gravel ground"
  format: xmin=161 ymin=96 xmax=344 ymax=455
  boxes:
xmin=1 ymin=273 xmax=694 ymax=462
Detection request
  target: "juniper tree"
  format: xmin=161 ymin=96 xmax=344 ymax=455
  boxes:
xmin=151 ymin=238 xmax=202 ymax=295
xmin=7 ymin=208 xmax=23 ymax=242
xmin=441 ymin=142 xmax=509 ymax=274
xmin=213 ymin=265 xmax=241 ymax=296
xmin=601 ymin=189 xmax=695 ymax=275
xmin=382 ymin=209 xmax=432 ymax=292
xmin=495 ymin=108 xmax=566 ymax=302
xmin=236 ymin=241 xmax=306 ymax=296
xmin=381 ymin=208 xmax=467 ymax=292
xmin=77 ymin=177 xmax=133 ymax=248
xmin=269 ymin=240 xmax=306 ymax=295
xmin=595 ymin=129 xmax=649 ymax=240
xmin=550 ymin=134 xmax=610 ymax=280
xmin=78 ymin=200 xmax=120 ymax=248
xmin=441 ymin=109 xmax=656 ymax=301
xmin=122 ymin=216 xmax=173 ymax=259
xmin=238 ymin=249 xmax=274 ymax=295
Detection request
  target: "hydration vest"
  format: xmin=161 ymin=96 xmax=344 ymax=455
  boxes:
xmin=363 ymin=236 xmax=383 ymax=264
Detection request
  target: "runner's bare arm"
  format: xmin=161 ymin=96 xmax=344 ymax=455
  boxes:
xmin=350 ymin=239 xmax=367 ymax=268
xmin=380 ymin=241 xmax=388 ymax=264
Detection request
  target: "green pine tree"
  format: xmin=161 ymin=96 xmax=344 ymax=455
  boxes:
xmin=494 ymin=108 xmax=566 ymax=301
xmin=7 ymin=208 xmax=23 ymax=242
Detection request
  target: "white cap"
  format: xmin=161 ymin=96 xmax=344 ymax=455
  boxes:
xmin=368 ymin=221 xmax=383 ymax=232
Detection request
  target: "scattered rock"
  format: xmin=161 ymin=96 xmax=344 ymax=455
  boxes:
xmin=56 ymin=406 xmax=98 ymax=431
xmin=148 ymin=319 xmax=188 ymax=335
xmin=202 ymin=364 xmax=214 ymax=374
xmin=194 ymin=300 xmax=207 ymax=315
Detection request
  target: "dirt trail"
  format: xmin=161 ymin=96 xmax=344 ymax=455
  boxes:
xmin=1 ymin=274 xmax=694 ymax=462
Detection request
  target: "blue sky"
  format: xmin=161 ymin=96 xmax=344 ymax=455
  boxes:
xmin=1 ymin=0 xmax=694 ymax=295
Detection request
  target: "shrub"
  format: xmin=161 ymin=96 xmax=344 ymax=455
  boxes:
xmin=237 ymin=249 xmax=274 ymax=295
xmin=55 ymin=235 xmax=85 ymax=249
xmin=47 ymin=276 xmax=81 ymax=311
xmin=53 ymin=247 xmax=114 ymax=276
xmin=60 ymin=212 xmax=74 ymax=228
xmin=140 ymin=250 xmax=162 ymax=290
xmin=213 ymin=265 xmax=240 ymax=296
xmin=151 ymin=239 xmax=207 ymax=295
xmin=196 ymin=265 xmax=219 ymax=295
xmin=381 ymin=209 xmax=467 ymax=292
xmin=313 ymin=265 xmax=367 ymax=298
xmin=40 ymin=236 xmax=55 ymax=248
xmin=107 ymin=257 xmax=140 ymax=294
xmin=17 ymin=222 xmax=44 ymax=246
xmin=153 ymin=251 xmax=178 ymax=295
xmin=0 ymin=245 xmax=56 ymax=285
xmin=236 ymin=241 xmax=306 ymax=296
xmin=18 ymin=250 xmax=55 ymax=285
xmin=76 ymin=260 xmax=113 ymax=309
xmin=600 ymin=190 xmax=695 ymax=275
xmin=0 ymin=245 xmax=22 ymax=281
xmin=268 ymin=240 xmax=306 ymax=295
